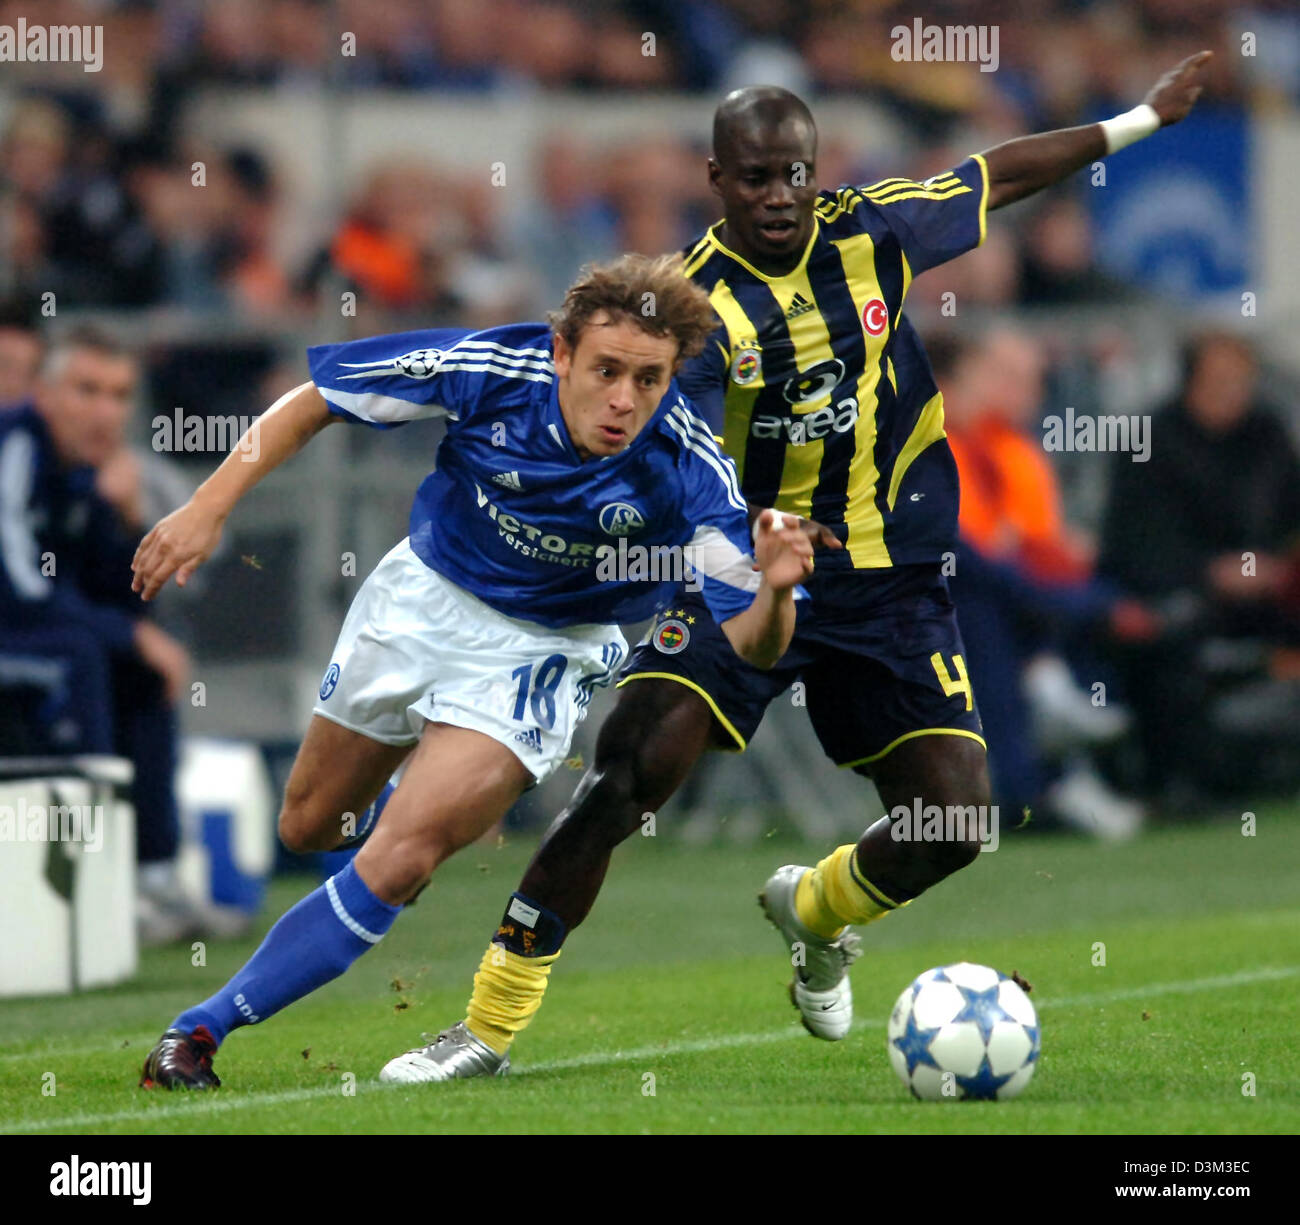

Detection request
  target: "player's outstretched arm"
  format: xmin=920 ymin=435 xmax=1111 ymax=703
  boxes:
xmin=981 ymin=50 xmax=1212 ymax=211
xmin=721 ymin=509 xmax=814 ymax=669
xmin=131 ymin=381 xmax=338 ymax=601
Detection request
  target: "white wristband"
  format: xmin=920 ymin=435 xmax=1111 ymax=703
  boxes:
xmin=1099 ymin=103 xmax=1160 ymax=155
xmin=752 ymin=508 xmax=792 ymax=541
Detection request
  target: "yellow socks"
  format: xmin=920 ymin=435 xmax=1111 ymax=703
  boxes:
xmin=464 ymin=944 xmax=560 ymax=1055
xmin=462 ymin=851 xmax=899 ymax=1054
xmin=794 ymin=844 xmax=905 ymax=939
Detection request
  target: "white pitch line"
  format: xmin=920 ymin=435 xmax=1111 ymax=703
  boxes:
xmin=0 ymin=1034 xmax=160 ymax=1064
xmin=4 ymin=964 xmax=1293 ymax=1068
xmin=4 ymin=964 xmax=1296 ymax=1134
xmin=5 ymin=1084 xmax=385 ymax=1133
xmin=1039 ymin=965 xmax=1300 ymax=1009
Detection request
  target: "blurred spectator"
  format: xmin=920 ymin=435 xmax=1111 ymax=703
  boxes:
xmin=910 ymin=222 xmax=1022 ymax=311
xmin=1099 ymin=333 xmax=1300 ymax=799
xmin=0 ymin=301 xmax=42 ymax=411
xmin=309 ymin=162 xmax=462 ymax=319
xmin=0 ymin=97 xmax=165 ymax=308
xmin=0 ymin=0 xmax=1272 ymax=325
xmin=130 ymin=146 xmax=291 ymax=313
xmin=950 ymin=329 xmax=1095 ymax=583
xmin=218 ymin=148 xmax=293 ymax=314
xmin=942 ymin=329 xmax=1157 ymax=838
xmin=511 ymin=136 xmax=619 ymax=305
xmin=0 ymin=100 xmax=67 ymax=304
xmin=1019 ymin=195 xmax=1139 ymax=305
xmin=504 ymin=3 xmax=592 ymax=88
xmin=0 ymin=328 xmax=196 ymax=942
xmin=306 ymin=157 xmax=535 ymax=328
xmin=604 ymin=138 xmax=714 ymax=256
xmin=452 ymin=173 xmax=538 ymax=328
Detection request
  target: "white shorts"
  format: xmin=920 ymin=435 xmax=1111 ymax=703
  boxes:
xmin=313 ymin=539 xmax=627 ymax=782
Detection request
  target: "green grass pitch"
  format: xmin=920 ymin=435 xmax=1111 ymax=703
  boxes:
xmin=2 ymin=810 xmax=1297 ymax=1134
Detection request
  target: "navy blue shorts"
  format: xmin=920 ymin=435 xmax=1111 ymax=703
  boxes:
xmin=621 ymin=564 xmax=985 ymax=769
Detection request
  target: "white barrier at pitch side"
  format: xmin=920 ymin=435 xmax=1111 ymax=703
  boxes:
xmin=176 ymin=738 xmax=276 ymax=915
xmin=0 ymin=756 xmax=136 ymax=997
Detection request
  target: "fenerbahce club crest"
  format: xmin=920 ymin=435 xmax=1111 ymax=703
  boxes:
xmin=654 ymin=617 xmax=690 ymax=655
xmin=731 ymin=347 xmax=761 ymax=386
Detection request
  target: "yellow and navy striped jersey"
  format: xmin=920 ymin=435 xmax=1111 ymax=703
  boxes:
xmin=677 ymin=154 xmax=989 ymax=571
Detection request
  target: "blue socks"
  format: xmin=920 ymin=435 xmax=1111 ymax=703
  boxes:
xmin=172 ymin=861 xmax=401 ymax=1046
xmin=338 ymin=781 xmax=395 ymax=849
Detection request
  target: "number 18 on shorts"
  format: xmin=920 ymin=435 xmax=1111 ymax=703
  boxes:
xmin=313 ymin=539 xmax=627 ymax=781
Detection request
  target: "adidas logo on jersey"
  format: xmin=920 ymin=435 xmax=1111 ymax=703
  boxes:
xmin=513 ymin=728 xmax=543 ymax=752
xmin=784 ymin=292 xmax=815 ymax=319
xmin=492 ymin=471 xmax=523 ymax=491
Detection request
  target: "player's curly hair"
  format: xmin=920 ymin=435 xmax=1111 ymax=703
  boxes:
xmin=548 ymin=253 xmax=717 ymax=363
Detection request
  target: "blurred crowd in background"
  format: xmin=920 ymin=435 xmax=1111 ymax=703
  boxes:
xmin=2 ymin=0 xmax=1300 ymax=321
xmin=3 ymin=0 xmax=1300 ymax=872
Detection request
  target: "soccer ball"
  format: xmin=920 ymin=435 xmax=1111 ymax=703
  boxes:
xmin=887 ymin=962 xmax=1040 ymax=1101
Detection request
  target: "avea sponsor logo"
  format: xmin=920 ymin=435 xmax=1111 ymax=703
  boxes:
xmin=751 ymin=397 xmax=859 ymax=444
xmin=782 ymin=359 xmax=845 ymax=405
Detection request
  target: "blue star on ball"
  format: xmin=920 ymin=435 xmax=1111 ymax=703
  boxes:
xmin=892 ymin=1009 xmax=943 ymax=1077
xmin=952 ymin=982 xmax=1005 ymax=1045
xmin=955 ymin=1054 xmax=1017 ymax=1100
xmin=1023 ymin=1023 xmax=1042 ymax=1063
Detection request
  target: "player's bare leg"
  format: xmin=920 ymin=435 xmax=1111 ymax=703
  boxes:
xmin=777 ymin=736 xmax=993 ymax=939
xmin=855 ymin=734 xmax=992 ymax=896
xmin=276 ymin=715 xmax=413 ymax=853
xmin=761 ymin=734 xmax=991 ymax=1038
xmin=356 ymin=722 xmax=533 ymax=905
xmin=399 ymin=679 xmax=719 ymax=1081
xmin=143 ymin=719 xmax=530 ymax=1089
xmin=515 ymin=678 xmax=720 ymax=927
xmin=377 ymin=720 xmax=586 ymax=1082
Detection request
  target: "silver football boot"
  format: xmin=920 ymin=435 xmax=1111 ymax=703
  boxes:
xmin=759 ymin=864 xmax=862 ymax=1040
xmin=379 ymin=1022 xmax=510 ymax=1084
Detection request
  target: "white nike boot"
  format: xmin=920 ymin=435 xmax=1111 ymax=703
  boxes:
xmin=759 ymin=864 xmax=861 ymax=1040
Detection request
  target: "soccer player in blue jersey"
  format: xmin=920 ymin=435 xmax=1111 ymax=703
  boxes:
xmin=425 ymin=52 xmax=1212 ymax=1079
xmin=134 ymin=253 xmax=813 ymax=1089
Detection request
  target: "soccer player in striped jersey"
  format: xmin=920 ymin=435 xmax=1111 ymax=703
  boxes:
xmin=133 ymin=253 xmax=814 ymax=1089
xmin=427 ymin=53 xmax=1211 ymax=1080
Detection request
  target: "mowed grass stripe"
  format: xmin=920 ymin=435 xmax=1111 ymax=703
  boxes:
xmin=7 ymin=963 xmax=1295 ymax=1134
xmin=4 ymin=962 xmax=1294 ymax=1069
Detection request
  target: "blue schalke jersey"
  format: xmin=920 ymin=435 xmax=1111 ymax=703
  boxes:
xmin=308 ymin=322 xmax=762 ymax=629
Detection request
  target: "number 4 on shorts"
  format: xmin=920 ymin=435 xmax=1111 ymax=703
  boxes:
xmin=930 ymin=651 xmax=973 ymax=711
